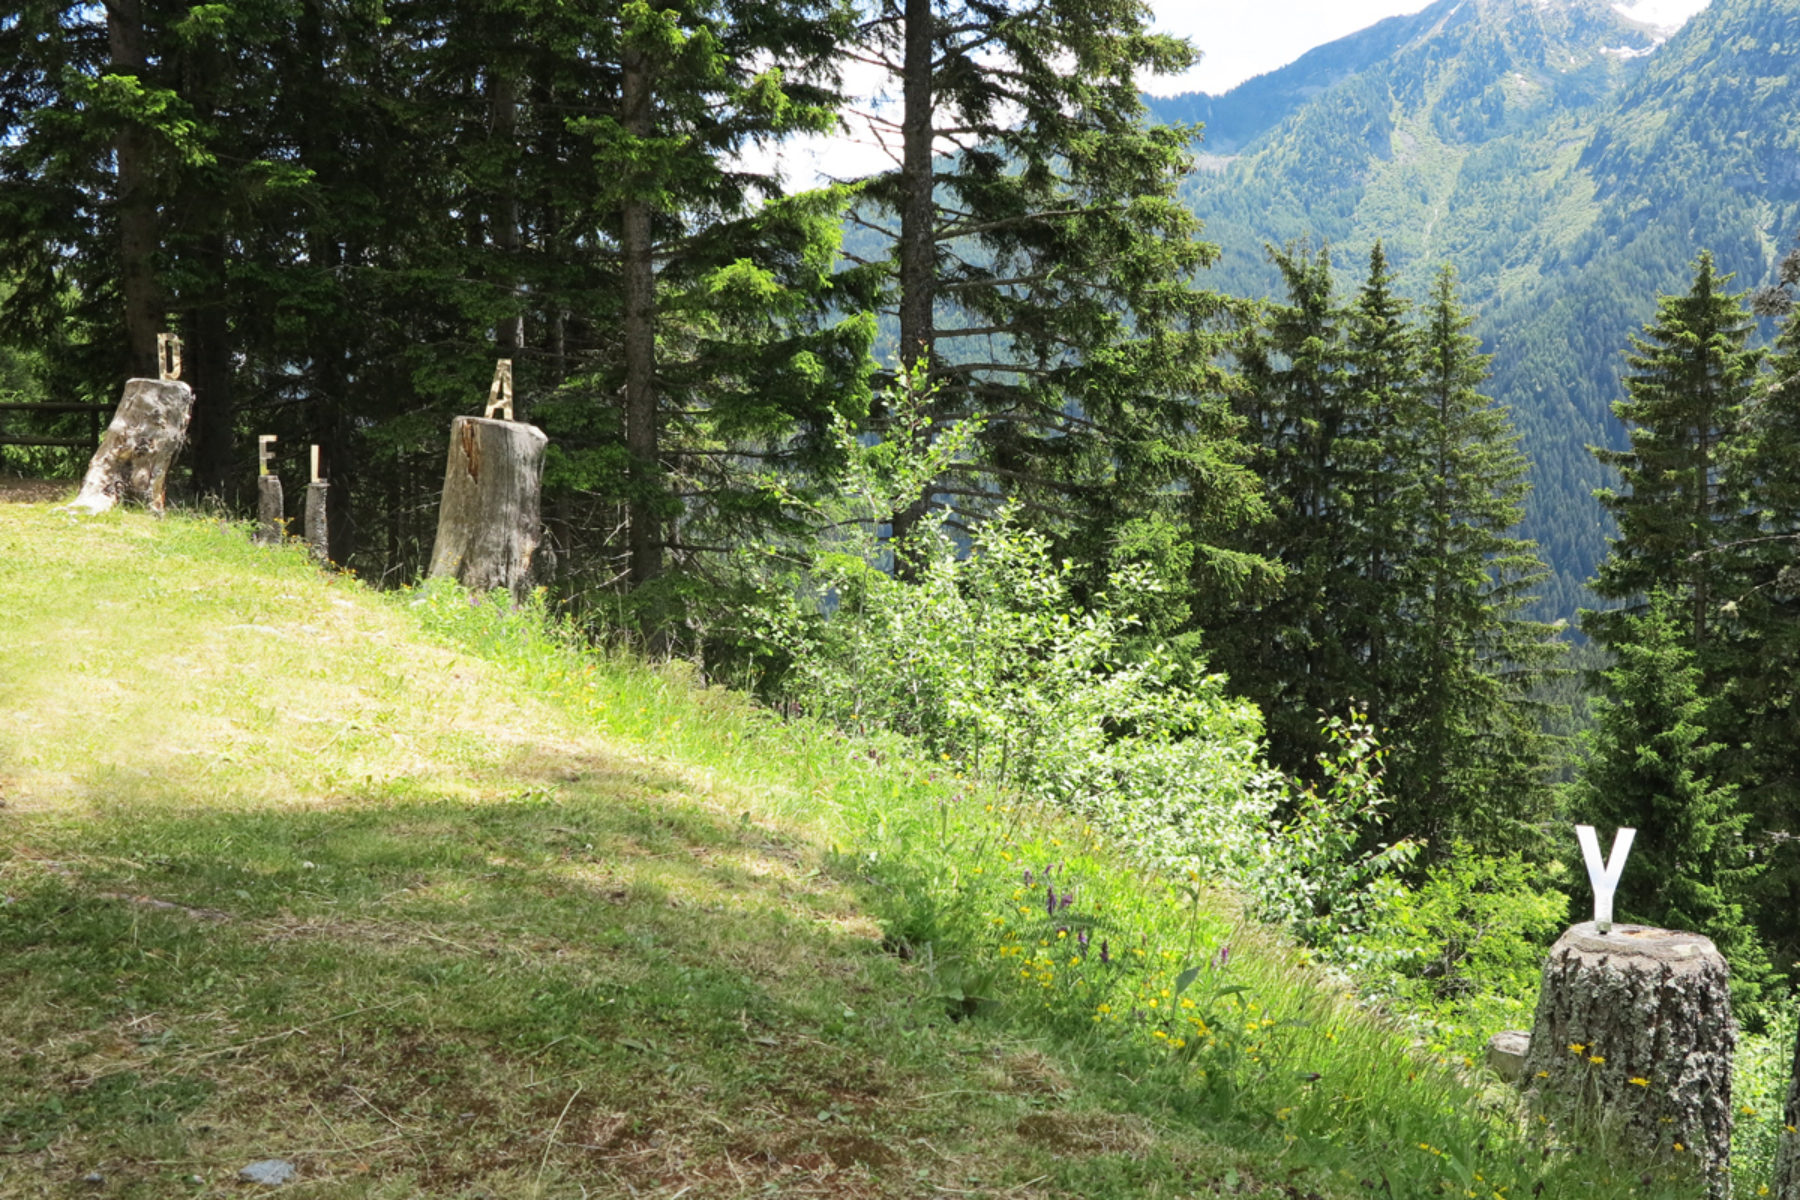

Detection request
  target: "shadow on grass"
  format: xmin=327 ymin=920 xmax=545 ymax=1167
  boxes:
xmin=0 ymin=746 xmax=1031 ymax=1197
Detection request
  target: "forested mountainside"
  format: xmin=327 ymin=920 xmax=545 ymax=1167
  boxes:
xmin=1149 ymin=0 xmax=1800 ymax=620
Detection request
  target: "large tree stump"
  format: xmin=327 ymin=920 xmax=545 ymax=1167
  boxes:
xmin=67 ymin=378 xmax=194 ymax=514
xmin=427 ymin=416 xmax=547 ymax=597
xmin=1522 ymin=922 xmax=1735 ymax=1183
xmin=1774 ymin=1017 xmax=1800 ymax=1198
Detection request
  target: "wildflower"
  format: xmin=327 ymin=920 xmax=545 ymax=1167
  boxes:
xmin=1077 ymin=930 xmax=1089 ymax=950
xmin=1216 ymin=943 xmax=1231 ymax=969
xmin=1536 ymin=1071 xmax=1550 ymax=1080
xmin=1742 ymin=1105 xmax=1757 ymax=1116
xmin=1046 ymin=886 xmax=1056 ymax=917
xmin=1059 ymin=889 xmax=1074 ymax=911
xmin=1568 ymin=1043 xmax=1586 ymax=1054
xmin=1629 ymin=1077 xmax=1649 ymax=1087
xmin=1674 ymin=1143 xmax=1684 ymax=1153
xmin=1023 ymin=869 xmax=1033 ymax=886
xmin=1589 ymin=1055 xmax=1605 ymax=1065
xmin=1100 ymin=939 xmax=1110 ymax=965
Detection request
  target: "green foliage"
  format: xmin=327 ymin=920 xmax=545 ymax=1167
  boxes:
xmin=1357 ymin=843 xmax=1568 ymax=1052
xmin=1205 ymin=245 xmax=1561 ymax=856
xmin=1574 ymin=591 xmax=1771 ymax=1014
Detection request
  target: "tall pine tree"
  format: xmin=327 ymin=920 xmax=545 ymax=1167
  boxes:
xmin=850 ymin=0 xmax=1269 ymax=610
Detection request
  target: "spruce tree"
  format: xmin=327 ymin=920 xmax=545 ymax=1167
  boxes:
xmin=851 ymin=0 xmax=1268 ymax=608
xmin=1587 ymin=252 xmax=1761 ymax=659
xmin=1721 ymin=242 xmax=1800 ymax=979
xmin=1208 ymin=243 xmax=1358 ymax=776
xmin=1385 ymin=266 xmax=1561 ymax=852
xmin=1574 ymin=592 xmax=1768 ymax=1010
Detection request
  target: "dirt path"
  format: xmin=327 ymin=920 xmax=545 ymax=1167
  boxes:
xmin=0 ymin=475 xmax=75 ymax=503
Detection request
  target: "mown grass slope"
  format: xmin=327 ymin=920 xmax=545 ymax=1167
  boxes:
xmin=0 ymin=500 xmax=1706 ymax=1199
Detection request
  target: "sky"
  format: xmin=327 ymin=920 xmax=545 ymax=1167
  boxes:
xmin=755 ymin=0 xmax=1713 ymax=186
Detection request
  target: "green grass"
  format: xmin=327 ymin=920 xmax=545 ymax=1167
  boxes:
xmin=0 ymin=501 xmax=1714 ymax=1198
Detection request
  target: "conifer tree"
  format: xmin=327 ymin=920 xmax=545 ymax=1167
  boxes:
xmin=1574 ymin=592 xmax=1768 ymax=1009
xmin=1720 ymin=243 xmax=1800 ymax=979
xmin=1384 ymin=266 xmax=1560 ymax=851
xmin=1209 ymin=243 xmax=1358 ymax=776
xmin=851 ymin=0 xmax=1268 ymax=606
xmin=1587 ymin=252 xmax=1761 ymax=660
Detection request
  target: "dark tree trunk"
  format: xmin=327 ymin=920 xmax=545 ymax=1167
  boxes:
xmin=621 ymin=47 xmax=661 ymax=587
xmin=1522 ymin=922 xmax=1735 ymax=1190
xmin=71 ymin=378 xmax=194 ymax=514
xmin=107 ymin=0 xmax=159 ymax=377
xmin=889 ymin=0 xmax=936 ymax=571
xmin=184 ymin=246 xmax=236 ymax=503
xmin=427 ymin=416 xmax=548 ymax=598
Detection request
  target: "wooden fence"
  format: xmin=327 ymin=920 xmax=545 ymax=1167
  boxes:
xmin=0 ymin=402 xmax=109 ymax=452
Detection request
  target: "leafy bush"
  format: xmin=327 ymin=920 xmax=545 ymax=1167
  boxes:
xmin=774 ymin=510 xmax=1283 ymax=888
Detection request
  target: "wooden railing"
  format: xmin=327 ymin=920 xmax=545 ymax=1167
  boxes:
xmin=0 ymin=402 xmax=109 ymax=451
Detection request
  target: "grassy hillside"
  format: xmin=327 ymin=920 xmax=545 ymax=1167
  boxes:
xmin=0 ymin=499 xmax=1712 ymax=1198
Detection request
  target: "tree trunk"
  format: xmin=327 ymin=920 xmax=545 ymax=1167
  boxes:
xmin=1774 ymin=1015 xmax=1800 ymax=1199
xmin=427 ymin=416 xmax=547 ymax=598
xmin=69 ymin=378 xmax=194 ymax=514
xmin=1522 ymin=922 xmax=1735 ymax=1188
xmin=889 ymin=0 xmax=936 ymax=572
xmin=107 ymin=0 xmax=159 ymax=377
xmin=621 ymin=46 xmax=661 ymax=588
xmin=254 ymin=473 xmax=285 ymax=545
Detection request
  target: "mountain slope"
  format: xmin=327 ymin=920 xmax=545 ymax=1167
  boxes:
xmin=1153 ymin=0 xmax=1800 ymax=620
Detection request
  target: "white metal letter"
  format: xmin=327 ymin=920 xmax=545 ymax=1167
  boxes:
xmin=1576 ymin=824 xmax=1635 ymax=933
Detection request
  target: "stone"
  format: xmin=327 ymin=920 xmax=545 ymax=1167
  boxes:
xmin=1485 ymin=1029 xmax=1529 ymax=1083
xmin=238 ymin=1159 xmax=296 ymax=1186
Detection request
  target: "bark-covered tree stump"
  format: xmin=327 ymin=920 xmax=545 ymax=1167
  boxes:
xmin=254 ymin=474 xmax=285 ymax=545
xmin=1522 ymin=922 xmax=1735 ymax=1183
xmin=68 ymin=378 xmax=194 ymax=515
xmin=1773 ymin=1017 xmax=1800 ymax=1198
xmin=427 ymin=416 xmax=547 ymax=598
xmin=304 ymin=481 xmax=329 ymax=562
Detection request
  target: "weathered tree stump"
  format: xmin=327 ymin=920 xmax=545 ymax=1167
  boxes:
xmin=427 ymin=415 xmax=547 ymax=598
xmin=304 ymin=481 xmax=329 ymax=562
xmin=1774 ymin=1017 xmax=1800 ymax=1198
xmin=67 ymin=378 xmax=194 ymax=514
xmin=1522 ymin=922 xmax=1735 ymax=1182
xmin=1486 ymin=1029 xmax=1529 ymax=1083
xmin=254 ymin=474 xmax=285 ymax=545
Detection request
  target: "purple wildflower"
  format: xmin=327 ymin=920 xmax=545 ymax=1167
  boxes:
xmin=1059 ymin=889 xmax=1074 ymax=912
xmin=1077 ymin=929 xmax=1089 ymax=950
xmin=1045 ymin=886 xmax=1056 ymax=917
xmin=1215 ymin=942 xmax=1231 ymax=970
xmin=1099 ymin=938 xmax=1110 ymax=965
xmin=1023 ymin=869 xmax=1034 ymax=887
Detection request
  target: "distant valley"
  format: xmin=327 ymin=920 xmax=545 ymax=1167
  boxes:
xmin=1149 ymin=0 xmax=1800 ymax=619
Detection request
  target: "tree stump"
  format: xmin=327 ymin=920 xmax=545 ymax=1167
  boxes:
xmin=67 ymin=378 xmax=194 ymax=515
xmin=1774 ymin=1017 xmax=1800 ymax=1199
xmin=304 ymin=481 xmax=329 ymax=562
xmin=1522 ymin=922 xmax=1735 ymax=1183
xmin=427 ymin=416 xmax=547 ymax=598
xmin=254 ymin=474 xmax=285 ymax=545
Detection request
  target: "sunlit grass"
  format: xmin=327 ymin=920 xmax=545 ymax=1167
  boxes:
xmin=0 ymin=502 xmax=1717 ymax=1198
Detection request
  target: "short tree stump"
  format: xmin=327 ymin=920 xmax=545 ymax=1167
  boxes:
xmin=1522 ymin=922 xmax=1734 ymax=1183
